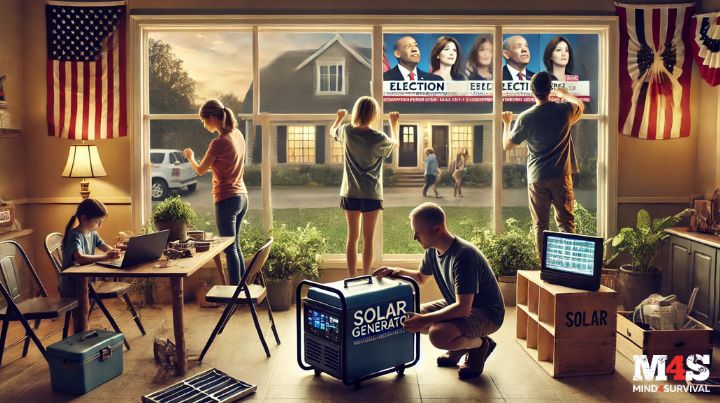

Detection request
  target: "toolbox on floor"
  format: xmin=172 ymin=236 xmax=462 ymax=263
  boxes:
xmin=296 ymin=275 xmax=420 ymax=387
xmin=46 ymin=329 xmax=125 ymax=394
xmin=142 ymin=368 xmax=257 ymax=402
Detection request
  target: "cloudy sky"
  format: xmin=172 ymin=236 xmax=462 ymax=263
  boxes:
xmin=149 ymin=32 xmax=371 ymax=103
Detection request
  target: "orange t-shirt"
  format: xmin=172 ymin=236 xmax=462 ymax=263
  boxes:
xmin=207 ymin=130 xmax=247 ymax=203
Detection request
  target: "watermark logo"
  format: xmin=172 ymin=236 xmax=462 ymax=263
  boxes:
xmin=632 ymin=355 xmax=710 ymax=394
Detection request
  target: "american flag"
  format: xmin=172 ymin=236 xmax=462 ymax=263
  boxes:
xmin=616 ymin=3 xmax=694 ymax=140
xmin=46 ymin=1 xmax=127 ymax=140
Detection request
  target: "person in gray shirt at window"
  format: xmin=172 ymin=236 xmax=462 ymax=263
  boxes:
xmin=502 ymin=71 xmax=584 ymax=259
xmin=331 ymin=96 xmax=399 ymax=277
xmin=374 ymin=203 xmax=504 ymax=379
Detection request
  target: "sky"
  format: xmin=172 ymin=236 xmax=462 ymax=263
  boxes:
xmin=149 ymin=32 xmax=371 ymax=103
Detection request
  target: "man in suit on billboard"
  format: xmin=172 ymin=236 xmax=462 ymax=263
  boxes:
xmin=502 ymin=35 xmax=535 ymax=81
xmin=384 ymin=36 xmax=443 ymax=81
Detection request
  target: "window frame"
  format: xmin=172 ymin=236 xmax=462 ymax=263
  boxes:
xmin=286 ymin=124 xmax=317 ymax=164
xmin=131 ymin=15 xmax=618 ymax=268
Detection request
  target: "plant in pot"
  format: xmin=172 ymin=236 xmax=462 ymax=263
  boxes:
xmin=129 ymin=278 xmax=155 ymax=308
xmin=471 ymin=218 xmax=538 ymax=307
xmin=152 ymin=195 xmax=197 ymax=242
xmin=262 ymin=224 xmax=325 ymax=311
xmin=610 ymin=208 xmax=689 ymax=310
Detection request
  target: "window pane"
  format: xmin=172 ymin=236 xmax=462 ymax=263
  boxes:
xmin=338 ymin=65 xmax=343 ymax=92
xmin=501 ymin=33 xmax=598 ymax=113
xmin=259 ymin=32 xmax=371 ymax=112
xmin=383 ymin=33 xmax=494 ymax=114
xmin=383 ymin=121 xmax=494 ymax=254
xmin=149 ymin=119 xmax=261 ymax=239
xmin=148 ymin=32 xmax=253 ymax=114
xmin=271 ymin=121 xmax=344 ymax=253
xmin=501 ymin=119 xmax=598 ymax=235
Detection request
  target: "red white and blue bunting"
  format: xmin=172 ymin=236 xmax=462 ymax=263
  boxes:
xmin=691 ymin=12 xmax=720 ymax=86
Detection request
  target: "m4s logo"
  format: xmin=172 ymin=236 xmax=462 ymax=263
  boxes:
xmin=633 ymin=355 xmax=710 ymax=381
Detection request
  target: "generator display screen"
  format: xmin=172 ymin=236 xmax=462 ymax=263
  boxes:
xmin=305 ymin=306 xmax=340 ymax=343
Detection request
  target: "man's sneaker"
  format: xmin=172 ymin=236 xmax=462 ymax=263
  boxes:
xmin=436 ymin=349 xmax=468 ymax=367
xmin=458 ymin=337 xmax=496 ymax=379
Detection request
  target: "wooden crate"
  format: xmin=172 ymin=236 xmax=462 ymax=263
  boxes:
xmin=616 ymin=311 xmax=714 ymax=365
xmin=516 ymin=270 xmax=617 ymax=377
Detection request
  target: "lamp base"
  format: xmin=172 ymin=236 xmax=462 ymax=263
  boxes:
xmin=80 ymin=179 xmax=90 ymax=199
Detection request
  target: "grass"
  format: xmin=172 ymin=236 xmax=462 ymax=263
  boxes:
xmin=194 ymin=206 xmax=532 ymax=254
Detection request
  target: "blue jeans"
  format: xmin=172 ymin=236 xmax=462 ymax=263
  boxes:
xmin=215 ymin=194 xmax=248 ymax=285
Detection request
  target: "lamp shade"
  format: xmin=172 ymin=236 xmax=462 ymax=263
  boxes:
xmin=62 ymin=145 xmax=107 ymax=178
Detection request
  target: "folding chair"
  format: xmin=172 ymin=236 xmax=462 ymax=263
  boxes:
xmin=198 ymin=238 xmax=280 ymax=362
xmin=0 ymin=240 xmax=78 ymax=366
xmin=44 ymin=232 xmax=146 ymax=350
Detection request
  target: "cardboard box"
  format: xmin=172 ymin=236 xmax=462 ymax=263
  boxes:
xmin=616 ymin=311 xmax=713 ymax=365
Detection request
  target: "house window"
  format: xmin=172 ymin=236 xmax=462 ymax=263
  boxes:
xmin=402 ymin=126 xmax=415 ymax=143
xmin=331 ymin=139 xmax=344 ymax=164
xmin=451 ymin=125 xmax=473 ymax=161
xmin=287 ymin=125 xmax=316 ymax=163
xmin=317 ymin=62 xmax=344 ymax=94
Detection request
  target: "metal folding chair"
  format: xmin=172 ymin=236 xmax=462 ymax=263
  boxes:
xmin=198 ymin=238 xmax=280 ymax=362
xmin=0 ymin=240 xmax=78 ymax=366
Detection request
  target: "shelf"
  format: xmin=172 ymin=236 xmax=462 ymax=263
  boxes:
xmin=0 ymin=229 xmax=33 ymax=242
xmin=516 ymin=303 xmax=555 ymax=336
xmin=0 ymin=128 xmax=21 ymax=138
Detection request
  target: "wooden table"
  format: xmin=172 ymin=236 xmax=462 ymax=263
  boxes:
xmin=62 ymin=237 xmax=234 ymax=375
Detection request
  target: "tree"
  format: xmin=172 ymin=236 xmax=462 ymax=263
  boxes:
xmin=217 ymin=93 xmax=243 ymax=115
xmin=149 ymin=38 xmax=197 ymax=114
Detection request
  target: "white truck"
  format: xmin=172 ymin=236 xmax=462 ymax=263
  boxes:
xmin=151 ymin=149 xmax=198 ymax=200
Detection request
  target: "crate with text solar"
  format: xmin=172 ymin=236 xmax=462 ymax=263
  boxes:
xmin=515 ymin=270 xmax=617 ymax=377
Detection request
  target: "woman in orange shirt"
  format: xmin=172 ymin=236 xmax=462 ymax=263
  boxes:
xmin=184 ymin=100 xmax=248 ymax=285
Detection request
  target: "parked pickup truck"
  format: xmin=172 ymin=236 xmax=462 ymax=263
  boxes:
xmin=151 ymin=149 xmax=197 ymax=200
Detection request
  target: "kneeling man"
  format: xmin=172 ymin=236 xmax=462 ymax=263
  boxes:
xmin=373 ymin=202 xmax=504 ymax=379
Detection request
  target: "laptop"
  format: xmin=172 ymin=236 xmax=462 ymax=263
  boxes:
xmin=97 ymin=230 xmax=170 ymax=268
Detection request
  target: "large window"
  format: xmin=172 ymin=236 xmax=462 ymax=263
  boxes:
xmin=136 ymin=18 xmax=615 ymax=262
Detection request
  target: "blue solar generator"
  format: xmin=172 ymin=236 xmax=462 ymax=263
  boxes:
xmin=296 ymin=275 xmax=419 ymax=388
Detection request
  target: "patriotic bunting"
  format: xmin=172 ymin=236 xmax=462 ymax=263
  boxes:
xmin=616 ymin=3 xmax=694 ymax=140
xmin=691 ymin=12 xmax=720 ymax=86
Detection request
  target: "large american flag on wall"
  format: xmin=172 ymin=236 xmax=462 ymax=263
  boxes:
xmin=46 ymin=1 xmax=127 ymax=139
xmin=616 ymin=3 xmax=694 ymax=140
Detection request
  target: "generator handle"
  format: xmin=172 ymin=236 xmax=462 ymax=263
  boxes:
xmin=393 ymin=275 xmax=422 ymax=369
xmin=343 ymin=275 xmax=373 ymax=288
xmin=295 ymin=279 xmax=348 ymax=372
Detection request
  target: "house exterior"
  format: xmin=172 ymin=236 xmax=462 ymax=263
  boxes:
xmin=241 ymin=34 xmax=496 ymax=170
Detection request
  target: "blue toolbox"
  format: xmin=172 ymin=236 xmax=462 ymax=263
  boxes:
xmin=296 ymin=275 xmax=420 ymax=388
xmin=47 ymin=329 xmax=124 ymax=394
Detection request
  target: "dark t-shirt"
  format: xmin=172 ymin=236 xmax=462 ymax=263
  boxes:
xmin=509 ymin=102 xmax=582 ymax=184
xmin=420 ymin=236 xmax=505 ymax=326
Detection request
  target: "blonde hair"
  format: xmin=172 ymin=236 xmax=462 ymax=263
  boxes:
xmin=199 ymin=99 xmax=237 ymax=134
xmin=351 ymin=96 xmax=378 ymax=127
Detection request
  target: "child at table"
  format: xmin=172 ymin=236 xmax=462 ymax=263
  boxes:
xmin=59 ymin=198 xmax=120 ymax=297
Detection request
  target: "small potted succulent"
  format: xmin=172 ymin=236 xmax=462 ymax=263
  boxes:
xmin=152 ymin=195 xmax=197 ymax=242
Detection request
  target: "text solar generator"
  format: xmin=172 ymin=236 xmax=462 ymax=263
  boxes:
xmin=296 ymin=275 xmax=420 ymax=387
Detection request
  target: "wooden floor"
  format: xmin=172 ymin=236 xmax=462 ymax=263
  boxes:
xmin=0 ymin=299 xmax=718 ymax=402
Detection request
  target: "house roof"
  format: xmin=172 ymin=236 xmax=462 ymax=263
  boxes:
xmin=294 ymin=33 xmax=371 ymax=71
xmin=240 ymin=35 xmax=371 ymax=113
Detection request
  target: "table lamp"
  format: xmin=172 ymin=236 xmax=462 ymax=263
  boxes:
xmin=62 ymin=145 xmax=107 ymax=199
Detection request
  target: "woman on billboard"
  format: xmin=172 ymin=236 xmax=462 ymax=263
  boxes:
xmin=543 ymin=36 xmax=576 ymax=82
xmin=465 ymin=35 xmax=493 ymax=80
xmin=430 ymin=36 xmax=465 ymax=81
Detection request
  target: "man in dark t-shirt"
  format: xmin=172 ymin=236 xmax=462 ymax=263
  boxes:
xmin=502 ymin=71 xmax=584 ymax=258
xmin=373 ymin=203 xmax=504 ymax=380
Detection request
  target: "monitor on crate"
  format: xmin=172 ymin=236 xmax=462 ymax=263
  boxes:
xmin=540 ymin=231 xmax=603 ymax=291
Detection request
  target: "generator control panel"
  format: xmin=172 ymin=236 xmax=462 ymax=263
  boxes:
xmin=304 ymin=305 xmax=340 ymax=343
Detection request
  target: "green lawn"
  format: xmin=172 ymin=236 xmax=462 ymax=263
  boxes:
xmin=192 ymin=207 xmax=532 ymax=254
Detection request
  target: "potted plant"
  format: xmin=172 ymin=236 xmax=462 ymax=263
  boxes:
xmin=129 ymin=278 xmax=155 ymax=308
xmin=152 ymin=195 xmax=197 ymax=241
xmin=610 ymin=208 xmax=689 ymax=310
xmin=262 ymin=224 xmax=325 ymax=311
xmin=471 ymin=218 xmax=538 ymax=307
